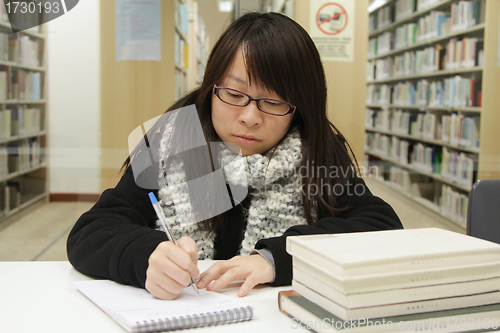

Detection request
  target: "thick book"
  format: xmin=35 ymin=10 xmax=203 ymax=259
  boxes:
xmin=74 ymin=280 xmax=253 ymax=333
xmin=286 ymin=228 xmax=500 ymax=279
xmin=292 ymin=248 xmax=500 ymax=295
xmin=292 ymin=280 xmax=500 ymax=321
xmin=278 ymin=290 xmax=500 ymax=333
xmin=293 ymin=264 xmax=500 ymax=309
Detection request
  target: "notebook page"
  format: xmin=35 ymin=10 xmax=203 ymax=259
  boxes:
xmin=74 ymin=280 xmax=252 ymax=327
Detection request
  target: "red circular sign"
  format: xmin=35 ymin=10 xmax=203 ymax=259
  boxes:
xmin=316 ymin=3 xmax=348 ymax=36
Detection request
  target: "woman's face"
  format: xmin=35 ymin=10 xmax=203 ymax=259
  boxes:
xmin=211 ymin=49 xmax=294 ymax=156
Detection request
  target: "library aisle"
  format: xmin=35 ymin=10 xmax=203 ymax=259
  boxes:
xmin=0 ymin=201 xmax=93 ymax=261
xmin=0 ymin=177 xmax=463 ymax=262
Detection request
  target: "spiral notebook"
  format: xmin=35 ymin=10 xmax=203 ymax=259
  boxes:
xmin=74 ymin=280 xmax=253 ymax=332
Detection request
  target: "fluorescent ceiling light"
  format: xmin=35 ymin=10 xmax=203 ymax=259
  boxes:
xmin=218 ymin=0 xmax=233 ymax=12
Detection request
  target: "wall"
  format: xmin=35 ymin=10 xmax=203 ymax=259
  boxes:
xmin=197 ymin=0 xmax=232 ymax=52
xmin=294 ymin=0 xmax=368 ymax=162
xmin=100 ymin=0 xmax=176 ymax=191
xmin=47 ymin=0 xmax=368 ymax=194
xmin=47 ymin=0 xmax=101 ymax=194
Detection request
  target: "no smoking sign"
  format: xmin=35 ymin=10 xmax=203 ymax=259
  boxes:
xmin=316 ymin=2 xmax=348 ymax=35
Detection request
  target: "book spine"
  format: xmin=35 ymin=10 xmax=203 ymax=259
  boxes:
xmin=293 ymin=279 xmax=500 ymax=321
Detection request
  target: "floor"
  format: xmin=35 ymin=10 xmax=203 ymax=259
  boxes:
xmin=0 ymin=201 xmax=95 ymax=261
xmin=0 ymin=178 xmax=465 ymax=261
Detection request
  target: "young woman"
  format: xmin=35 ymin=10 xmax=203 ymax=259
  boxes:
xmin=67 ymin=12 xmax=402 ymax=300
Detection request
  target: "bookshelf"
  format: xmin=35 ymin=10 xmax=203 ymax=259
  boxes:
xmin=0 ymin=7 xmax=47 ymax=222
xmin=175 ymin=0 xmax=189 ymax=100
xmin=364 ymin=0 xmax=500 ymax=228
xmin=172 ymin=0 xmax=212 ymax=101
xmin=186 ymin=0 xmax=209 ymax=91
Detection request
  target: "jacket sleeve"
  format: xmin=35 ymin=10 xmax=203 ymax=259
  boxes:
xmin=255 ymin=177 xmax=403 ymax=286
xmin=66 ymin=167 xmax=169 ymax=288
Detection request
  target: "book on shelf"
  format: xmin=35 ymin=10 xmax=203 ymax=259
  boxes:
xmin=177 ymin=2 xmax=189 ymax=34
xmin=368 ymin=74 xmax=482 ymax=110
xmin=440 ymin=184 xmax=469 ymax=226
xmin=451 ymin=0 xmax=485 ymax=31
xmin=395 ymin=0 xmax=417 ymax=21
xmin=5 ymin=33 xmax=42 ymax=67
xmin=380 ymin=5 xmax=395 ymax=28
xmin=6 ymin=180 xmax=21 ymax=211
xmin=0 ymin=70 xmax=6 ymax=101
xmin=5 ymin=106 xmax=42 ymax=137
xmin=0 ymin=146 xmax=7 ymax=178
xmin=440 ymin=148 xmax=477 ymax=187
xmin=0 ymin=3 xmax=7 ymax=23
xmin=0 ymin=109 xmax=11 ymax=139
xmin=7 ymin=146 xmax=18 ymax=174
xmin=0 ymin=182 xmax=4 ymax=218
xmin=286 ymin=228 xmax=500 ymax=279
xmin=5 ymin=138 xmax=40 ymax=173
xmin=470 ymin=76 xmax=482 ymax=107
xmin=369 ymin=1 xmax=485 ymax=56
xmin=279 ymin=290 xmax=500 ymax=333
xmin=417 ymin=11 xmax=450 ymax=42
xmin=0 ymin=47 xmax=5 ymax=65
xmin=293 ymin=264 xmax=500 ymax=309
xmin=292 ymin=279 xmax=499 ymax=321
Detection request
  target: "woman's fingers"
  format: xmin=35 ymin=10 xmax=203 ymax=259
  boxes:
xmin=205 ymin=265 xmax=243 ymax=291
xmin=145 ymin=263 xmax=186 ymax=299
xmin=177 ymin=236 xmax=199 ymax=268
xmin=159 ymin=240 xmax=200 ymax=280
xmin=197 ymin=255 xmax=274 ymax=296
xmin=146 ymin=243 xmax=274 ymax=299
xmin=237 ymin=274 xmax=261 ymax=297
xmin=197 ymin=261 xmax=229 ymax=289
xmin=145 ymin=239 xmax=200 ymax=299
xmin=145 ymin=270 xmax=185 ymax=300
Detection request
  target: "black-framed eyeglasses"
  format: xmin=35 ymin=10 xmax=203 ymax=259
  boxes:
xmin=213 ymin=85 xmax=296 ymax=116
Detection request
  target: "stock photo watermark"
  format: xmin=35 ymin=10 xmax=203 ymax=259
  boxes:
xmin=126 ymin=105 xmax=378 ymax=224
xmin=291 ymin=316 xmax=500 ymax=331
xmin=3 ymin=0 xmax=79 ymax=33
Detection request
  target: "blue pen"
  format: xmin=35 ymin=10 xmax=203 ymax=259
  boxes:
xmin=148 ymin=192 xmax=199 ymax=295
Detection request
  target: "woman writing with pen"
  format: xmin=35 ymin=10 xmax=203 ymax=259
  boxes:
xmin=67 ymin=12 xmax=402 ymax=300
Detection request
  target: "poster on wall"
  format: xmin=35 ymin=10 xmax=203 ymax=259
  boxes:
xmin=116 ymin=0 xmax=161 ymax=61
xmin=309 ymin=0 xmax=355 ymax=62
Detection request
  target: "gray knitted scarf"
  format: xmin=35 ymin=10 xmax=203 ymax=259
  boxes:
xmin=156 ymin=121 xmax=306 ymax=259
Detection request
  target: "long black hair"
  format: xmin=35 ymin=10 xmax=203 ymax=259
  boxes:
xmin=123 ymin=12 xmax=358 ymax=233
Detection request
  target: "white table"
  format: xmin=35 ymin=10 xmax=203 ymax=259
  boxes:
xmin=0 ymin=261 xmax=302 ymax=332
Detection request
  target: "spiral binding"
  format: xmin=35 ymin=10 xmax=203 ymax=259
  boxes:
xmin=135 ymin=306 xmax=253 ymax=332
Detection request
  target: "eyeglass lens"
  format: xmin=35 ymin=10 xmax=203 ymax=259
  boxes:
xmin=217 ymin=88 xmax=291 ymax=115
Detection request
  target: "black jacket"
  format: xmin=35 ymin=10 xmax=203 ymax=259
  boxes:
xmin=67 ymin=167 xmax=403 ymax=288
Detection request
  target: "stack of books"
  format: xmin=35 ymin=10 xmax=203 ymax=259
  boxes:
xmin=280 ymin=228 xmax=500 ymax=332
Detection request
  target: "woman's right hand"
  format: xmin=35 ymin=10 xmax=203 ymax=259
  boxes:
xmin=145 ymin=236 xmax=200 ymax=300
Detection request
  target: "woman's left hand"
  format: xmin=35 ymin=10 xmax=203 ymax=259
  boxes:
xmin=196 ymin=255 xmax=274 ymax=297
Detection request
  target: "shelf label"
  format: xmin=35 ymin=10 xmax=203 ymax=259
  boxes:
xmin=309 ymin=0 xmax=354 ymax=62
